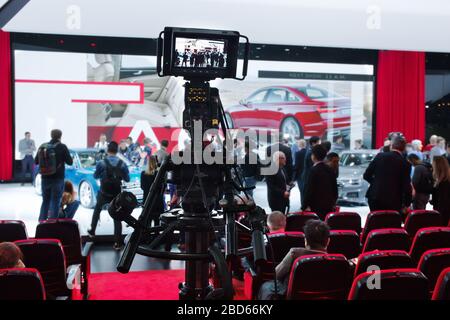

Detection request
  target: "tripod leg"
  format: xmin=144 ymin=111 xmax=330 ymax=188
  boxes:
xmin=206 ymin=245 xmax=234 ymax=300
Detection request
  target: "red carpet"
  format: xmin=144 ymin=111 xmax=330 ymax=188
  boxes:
xmin=88 ymin=269 xmax=246 ymax=300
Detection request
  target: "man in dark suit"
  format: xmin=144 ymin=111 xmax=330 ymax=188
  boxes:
xmin=293 ymin=139 xmax=307 ymax=204
xmin=266 ymin=135 xmax=293 ymax=182
xmin=302 ymin=144 xmax=338 ymax=220
xmin=363 ymin=136 xmax=412 ymax=213
xmin=300 ymin=136 xmax=321 ymax=199
xmin=266 ymin=151 xmax=290 ymax=213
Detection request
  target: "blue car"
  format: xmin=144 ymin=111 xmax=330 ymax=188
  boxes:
xmin=34 ymin=148 xmax=143 ymax=208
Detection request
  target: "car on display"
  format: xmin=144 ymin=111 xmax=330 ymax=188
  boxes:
xmin=337 ymin=149 xmax=379 ymax=206
xmin=34 ymin=148 xmax=143 ymax=208
xmin=224 ymin=85 xmax=353 ymax=142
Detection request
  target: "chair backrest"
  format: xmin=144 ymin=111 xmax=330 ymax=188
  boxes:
xmin=348 ymin=269 xmax=429 ymax=300
xmin=35 ymin=219 xmax=83 ymax=266
xmin=0 ymin=268 xmax=46 ymax=300
xmin=409 ymin=227 xmax=450 ymax=263
xmin=405 ymin=210 xmax=443 ymax=239
xmin=432 ymin=267 xmax=450 ymax=300
xmin=286 ymin=254 xmax=352 ymax=300
xmin=361 ymin=211 xmax=402 ymax=243
xmin=285 ymin=212 xmax=319 ymax=232
xmin=325 ymin=212 xmax=362 ymax=234
xmin=0 ymin=220 xmax=28 ymax=242
xmin=267 ymin=232 xmax=305 ymax=263
xmin=15 ymin=239 xmax=68 ymax=298
xmin=327 ymin=230 xmax=361 ymax=259
xmin=354 ymin=250 xmax=414 ymax=277
xmin=418 ymin=248 xmax=450 ymax=291
xmin=362 ymin=228 xmax=411 ymax=253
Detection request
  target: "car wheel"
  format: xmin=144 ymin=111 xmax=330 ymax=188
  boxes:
xmin=224 ymin=112 xmax=234 ymax=129
xmin=280 ymin=116 xmax=303 ymax=143
xmin=34 ymin=173 xmax=42 ymax=196
xmin=79 ymin=181 xmax=96 ymax=208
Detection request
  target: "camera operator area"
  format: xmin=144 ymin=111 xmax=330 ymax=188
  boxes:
xmin=1 ymin=0 xmax=450 ymax=305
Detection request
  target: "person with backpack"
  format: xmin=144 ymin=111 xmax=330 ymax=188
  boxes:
xmin=87 ymin=141 xmax=130 ymax=250
xmin=35 ymin=129 xmax=73 ymax=221
xmin=407 ymin=153 xmax=433 ymax=210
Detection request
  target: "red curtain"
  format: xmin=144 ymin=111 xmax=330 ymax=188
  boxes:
xmin=0 ymin=30 xmax=13 ymax=181
xmin=376 ymin=50 xmax=425 ymax=147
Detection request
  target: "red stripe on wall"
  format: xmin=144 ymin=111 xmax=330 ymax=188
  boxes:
xmin=0 ymin=30 xmax=13 ymax=181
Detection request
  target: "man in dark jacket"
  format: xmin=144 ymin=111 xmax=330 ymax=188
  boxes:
xmin=293 ymin=139 xmax=307 ymax=204
xmin=266 ymin=151 xmax=290 ymax=213
xmin=266 ymin=135 xmax=293 ymax=182
xmin=407 ymin=153 xmax=432 ymax=210
xmin=363 ymin=136 xmax=412 ymax=213
xmin=88 ymin=141 xmax=130 ymax=250
xmin=35 ymin=129 xmax=73 ymax=221
xmin=300 ymin=136 xmax=321 ymax=199
xmin=302 ymin=145 xmax=338 ymax=219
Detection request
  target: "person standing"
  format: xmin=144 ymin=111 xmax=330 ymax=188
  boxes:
xmin=18 ymin=131 xmax=36 ymax=186
xmin=410 ymin=139 xmax=424 ymax=161
xmin=302 ymin=145 xmax=338 ymax=220
xmin=35 ymin=129 xmax=73 ymax=221
xmin=424 ymin=135 xmax=438 ymax=152
xmin=240 ymin=141 xmax=260 ymax=198
xmin=363 ymin=136 xmax=412 ymax=213
xmin=430 ymin=137 xmax=446 ymax=162
xmin=293 ymin=139 xmax=307 ymax=203
xmin=87 ymin=141 xmax=130 ymax=250
xmin=300 ymin=136 xmax=321 ymax=200
xmin=94 ymin=133 xmax=108 ymax=151
xmin=266 ymin=135 xmax=293 ymax=182
xmin=331 ymin=135 xmax=345 ymax=154
xmin=140 ymin=155 xmax=165 ymax=227
xmin=266 ymin=151 xmax=290 ymax=213
xmin=430 ymin=156 xmax=450 ymax=226
xmin=407 ymin=153 xmax=433 ymax=210
xmin=354 ymin=139 xmax=367 ymax=150
xmin=155 ymin=140 xmax=169 ymax=165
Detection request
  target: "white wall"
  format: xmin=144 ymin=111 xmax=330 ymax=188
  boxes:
xmin=3 ymin=0 xmax=450 ymax=53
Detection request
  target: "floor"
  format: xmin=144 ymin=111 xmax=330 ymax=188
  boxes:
xmin=0 ymin=182 xmax=371 ymax=273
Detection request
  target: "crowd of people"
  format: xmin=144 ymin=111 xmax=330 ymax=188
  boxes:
xmin=175 ymin=48 xmax=227 ymax=68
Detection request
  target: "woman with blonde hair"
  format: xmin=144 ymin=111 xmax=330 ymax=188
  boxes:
xmin=431 ymin=156 xmax=450 ymax=225
xmin=140 ymin=155 xmax=165 ymax=227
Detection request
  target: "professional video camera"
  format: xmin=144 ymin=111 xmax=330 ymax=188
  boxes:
xmin=108 ymin=27 xmax=268 ymax=300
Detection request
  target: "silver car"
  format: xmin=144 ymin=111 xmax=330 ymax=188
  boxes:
xmin=337 ymin=149 xmax=379 ymax=206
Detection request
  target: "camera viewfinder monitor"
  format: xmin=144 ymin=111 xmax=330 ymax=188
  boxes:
xmin=159 ymin=27 xmax=243 ymax=80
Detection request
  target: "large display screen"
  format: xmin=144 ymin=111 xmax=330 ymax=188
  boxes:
xmin=14 ymin=50 xmax=374 ymax=160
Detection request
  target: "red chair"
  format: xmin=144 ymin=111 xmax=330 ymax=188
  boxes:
xmin=354 ymin=250 xmax=414 ymax=277
xmin=327 ymin=230 xmax=361 ymax=259
xmin=0 ymin=268 xmax=46 ymax=300
xmin=243 ymin=232 xmax=304 ymax=299
xmin=0 ymin=220 xmax=28 ymax=242
xmin=404 ymin=210 xmax=443 ymax=239
xmin=409 ymin=227 xmax=450 ymax=263
xmin=362 ymin=228 xmax=411 ymax=253
xmin=35 ymin=219 xmax=92 ymax=299
xmin=348 ymin=269 xmax=429 ymax=300
xmin=360 ymin=211 xmax=402 ymax=244
xmin=285 ymin=212 xmax=319 ymax=232
xmin=432 ymin=267 xmax=450 ymax=300
xmin=325 ymin=212 xmax=362 ymax=234
xmin=15 ymin=239 xmax=70 ymax=299
xmin=286 ymin=254 xmax=352 ymax=300
xmin=267 ymin=231 xmax=305 ymax=263
xmin=418 ymin=248 xmax=450 ymax=293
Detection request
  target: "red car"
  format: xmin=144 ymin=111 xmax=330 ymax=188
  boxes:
xmin=224 ymin=85 xmax=353 ymax=140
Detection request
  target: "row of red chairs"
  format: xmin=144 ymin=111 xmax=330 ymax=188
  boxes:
xmin=286 ymin=210 xmax=446 ymax=243
xmin=243 ymin=228 xmax=450 ymax=300
xmin=0 ymin=219 xmax=92 ymax=300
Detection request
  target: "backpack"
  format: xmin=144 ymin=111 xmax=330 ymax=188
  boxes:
xmin=415 ymin=163 xmax=434 ymax=194
xmin=100 ymin=158 xmax=124 ymax=198
xmin=37 ymin=142 xmax=60 ymax=176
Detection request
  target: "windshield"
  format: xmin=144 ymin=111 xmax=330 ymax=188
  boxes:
xmin=76 ymin=150 xmax=133 ymax=168
xmin=340 ymin=153 xmax=376 ymax=167
xmin=295 ymin=87 xmax=338 ymax=99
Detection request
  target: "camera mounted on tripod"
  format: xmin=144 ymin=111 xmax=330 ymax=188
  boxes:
xmin=109 ymin=27 xmax=267 ymax=300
